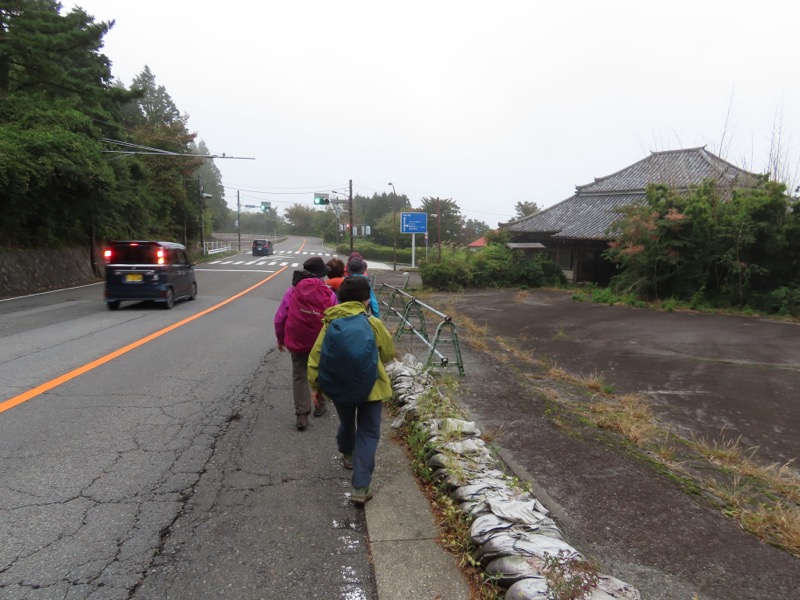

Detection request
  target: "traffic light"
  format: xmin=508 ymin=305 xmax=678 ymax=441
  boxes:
xmin=313 ymin=193 xmax=330 ymax=205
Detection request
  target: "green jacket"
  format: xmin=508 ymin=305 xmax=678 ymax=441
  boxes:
xmin=308 ymin=301 xmax=395 ymax=401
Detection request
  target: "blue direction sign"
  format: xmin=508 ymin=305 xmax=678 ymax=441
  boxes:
xmin=400 ymin=212 xmax=427 ymax=234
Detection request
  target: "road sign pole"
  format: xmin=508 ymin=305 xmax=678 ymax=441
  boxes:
xmin=412 ymin=233 xmax=416 ymax=268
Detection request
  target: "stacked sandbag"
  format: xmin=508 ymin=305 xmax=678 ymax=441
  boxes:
xmin=388 ymin=355 xmax=642 ymax=600
xmin=387 ymin=354 xmax=431 ymax=428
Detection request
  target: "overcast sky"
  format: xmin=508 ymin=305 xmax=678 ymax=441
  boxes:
xmin=68 ymin=0 xmax=800 ymax=227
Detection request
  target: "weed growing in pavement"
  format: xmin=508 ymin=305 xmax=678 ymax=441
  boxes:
xmin=650 ymin=428 xmax=681 ymax=464
xmin=414 ymin=387 xmax=460 ymax=421
xmin=685 ymin=432 xmax=800 ymax=555
xmin=740 ymin=505 xmax=800 ymax=557
xmin=542 ymin=550 xmax=601 ymax=600
xmin=513 ymin=290 xmax=529 ymax=303
xmin=451 ymin=313 xmax=490 ymax=352
xmin=584 ymin=393 xmax=657 ymax=444
xmin=688 ymin=432 xmax=751 ymax=468
xmin=434 ymin=492 xmax=476 ymax=562
xmin=582 ymin=371 xmax=606 ymax=393
xmin=404 ymin=422 xmax=436 ymax=481
xmin=478 ymin=423 xmax=505 ymax=445
xmin=547 ymin=365 xmax=578 ymax=383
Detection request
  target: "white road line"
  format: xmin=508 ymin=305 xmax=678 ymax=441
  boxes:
xmin=194 ymin=269 xmax=277 ymax=273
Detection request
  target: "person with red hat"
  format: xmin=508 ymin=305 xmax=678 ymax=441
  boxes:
xmin=274 ymin=256 xmax=338 ymax=430
xmin=344 ymin=252 xmax=368 ymax=277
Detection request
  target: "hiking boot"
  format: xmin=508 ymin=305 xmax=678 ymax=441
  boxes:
xmin=295 ymin=413 xmax=308 ymax=431
xmin=350 ymin=486 xmax=372 ymax=505
xmin=341 ymin=453 xmax=353 ymax=470
xmin=313 ymin=400 xmax=327 ymax=417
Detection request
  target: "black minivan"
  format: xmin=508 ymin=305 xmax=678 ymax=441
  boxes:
xmin=104 ymin=241 xmax=197 ymax=310
xmin=252 ymin=239 xmax=273 ymax=256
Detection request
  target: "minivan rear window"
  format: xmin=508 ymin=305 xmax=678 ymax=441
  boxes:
xmin=107 ymin=244 xmax=158 ymax=265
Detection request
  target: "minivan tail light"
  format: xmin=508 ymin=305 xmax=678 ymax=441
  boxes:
xmin=104 ymin=249 xmax=112 ymax=261
xmin=156 ymin=249 xmax=165 ymax=265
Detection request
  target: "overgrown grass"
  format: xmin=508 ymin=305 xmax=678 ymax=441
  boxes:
xmin=438 ymin=305 xmax=491 ymax=353
xmin=442 ymin=300 xmax=800 ymax=559
xmin=584 ymin=393 xmax=658 ymax=444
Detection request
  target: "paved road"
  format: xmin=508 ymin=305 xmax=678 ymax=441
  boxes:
xmin=0 ymin=238 xmax=381 ymax=600
xmin=432 ymin=289 xmax=800 ymax=600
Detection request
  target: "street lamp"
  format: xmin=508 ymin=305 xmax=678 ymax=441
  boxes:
xmin=388 ymin=182 xmax=397 ymax=271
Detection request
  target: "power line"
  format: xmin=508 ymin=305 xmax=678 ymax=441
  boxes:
xmin=223 ymin=182 xmax=345 ymax=192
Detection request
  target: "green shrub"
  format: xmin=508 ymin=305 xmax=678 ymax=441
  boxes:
xmin=540 ymin=258 xmax=568 ymax=286
xmin=662 ymin=298 xmax=678 ymax=312
xmin=591 ymin=287 xmax=618 ymax=305
xmin=419 ymin=258 xmax=471 ymax=291
xmin=515 ymin=259 xmax=545 ymax=287
xmin=470 ymin=244 xmax=513 ymax=287
xmin=760 ymin=287 xmax=800 ymax=317
xmin=335 ymin=241 xmax=415 ymax=266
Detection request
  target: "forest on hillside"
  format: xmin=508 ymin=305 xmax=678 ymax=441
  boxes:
xmin=0 ymin=1 xmax=232 ymax=251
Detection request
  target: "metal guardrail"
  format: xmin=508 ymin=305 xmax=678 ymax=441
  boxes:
xmin=376 ymin=282 xmax=464 ymax=376
xmin=202 ymin=241 xmax=231 ymax=255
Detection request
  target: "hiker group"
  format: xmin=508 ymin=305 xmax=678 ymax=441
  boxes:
xmin=274 ymin=253 xmax=394 ymax=505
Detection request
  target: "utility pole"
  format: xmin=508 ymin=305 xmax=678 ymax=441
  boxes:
xmin=388 ymin=182 xmax=397 ymax=271
xmin=237 ymin=190 xmax=241 ymax=252
xmin=199 ymin=185 xmax=206 ymax=256
xmin=349 ymin=179 xmax=354 ymax=254
xmin=437 ymin=197 xmax=442 ymax=262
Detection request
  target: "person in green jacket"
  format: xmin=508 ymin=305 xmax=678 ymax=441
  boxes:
xmin=308 ymin=277 xmax=395 ymax=505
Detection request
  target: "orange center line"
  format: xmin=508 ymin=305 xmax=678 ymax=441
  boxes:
xmin=0 ymin=267 xmax=289 ymax=414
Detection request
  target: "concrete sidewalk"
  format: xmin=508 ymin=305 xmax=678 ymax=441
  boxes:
xmin=365 ymin=267 xmax=470 ymax=598
xmin=367 ymin=407 xmax=471 ymax=600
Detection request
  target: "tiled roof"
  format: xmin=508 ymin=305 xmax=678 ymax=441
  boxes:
xmin=507 ymin=147 xmax=759 ymax=240
xmin=508 ymin=192 xmax=644 ymax=239
xmin=579 ymin=147 xmax=757 ymax=193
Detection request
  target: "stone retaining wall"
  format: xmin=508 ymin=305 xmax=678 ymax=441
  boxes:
xmin=0 ymin=247 xmax=101 ymax=299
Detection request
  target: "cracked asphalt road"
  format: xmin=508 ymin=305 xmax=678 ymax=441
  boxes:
xmin=0 ymin=264 xmax=376 ymax=600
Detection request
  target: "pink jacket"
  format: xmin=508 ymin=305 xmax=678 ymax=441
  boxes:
xmin=274 ymin=277 xmax=338 ymax=353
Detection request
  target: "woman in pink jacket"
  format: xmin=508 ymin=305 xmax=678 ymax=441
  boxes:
xmin=274 ymin=257 xmax=338 ymax=430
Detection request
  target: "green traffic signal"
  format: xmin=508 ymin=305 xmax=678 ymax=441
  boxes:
xmin=313 ymin=193 xmax=330 ymax=205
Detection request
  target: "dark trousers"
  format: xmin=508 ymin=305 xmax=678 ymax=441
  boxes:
xmin=332 ymin=400 xmax=382 ymax=489
xmin=289 ymin=351 xmax=311 ymax=415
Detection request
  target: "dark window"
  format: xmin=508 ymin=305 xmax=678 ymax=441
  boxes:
xmin=110 ymin=245 xmax=157 ymax=264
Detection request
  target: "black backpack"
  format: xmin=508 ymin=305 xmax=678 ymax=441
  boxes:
xmin=318 ymin=313 xmax=378 ymax=405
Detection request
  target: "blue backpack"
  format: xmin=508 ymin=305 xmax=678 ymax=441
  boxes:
xmin=318 ymin=313 xmax=378 ymax=405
